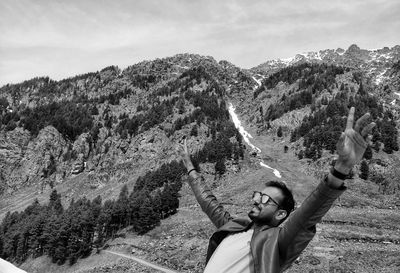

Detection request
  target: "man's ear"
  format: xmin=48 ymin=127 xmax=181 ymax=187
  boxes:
xmin=275 ymin=209 xmax=287 ymax=221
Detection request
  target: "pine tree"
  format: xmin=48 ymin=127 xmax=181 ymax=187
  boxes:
xmin=128 ymin=191 xmax=144 ymax=231
xmin=48 ymin=190 xmax=64 ymax=215
xmin=290 ymin=130 xmax=297 ymax=142
xmin=160 ymin=184 xmax=179 ymax=218
xmin=215 ymin=157 xmax=226 ymax=177
xmin=382 ymin=117 xmax=398 ymax=154
xmin=363 ymin=145 xmax=373 ymax=160
xmin=190 ymin=124 xmax=198 ymax=137
xmin=135 ymin=197 xmax=160 ymax=235
xmin=115 ymin=185 xmax=129 ymax=228
xmin=277 ymin=126 xmax=283 ymax=137
xmin=360 ymin=160 xmax=369 ymax=180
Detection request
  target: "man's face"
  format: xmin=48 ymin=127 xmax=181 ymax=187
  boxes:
xmin=248 ymin=186 xmax=284 ymax=226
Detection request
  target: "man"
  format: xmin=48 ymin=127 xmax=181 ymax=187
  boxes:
xmin=177 ymin=107 xmax=375 ymax=273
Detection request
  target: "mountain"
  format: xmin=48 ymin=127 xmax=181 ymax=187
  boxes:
xmin=251 ymin=44 xmax=400 ymax=86
xmin=0 ymin=45 xmax=400 ymax=273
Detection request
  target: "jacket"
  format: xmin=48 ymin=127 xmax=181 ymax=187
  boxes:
xmin=187 ymin=175 xmax=346 ymax=273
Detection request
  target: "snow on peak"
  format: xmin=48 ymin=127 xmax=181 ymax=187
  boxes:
xmin=375 ymin=70 xmax=388 ymax=85
xmin=279 ymin=57 xmax=295 ymax=65
xmin=252 ymin=76 xmax=262 ymax=87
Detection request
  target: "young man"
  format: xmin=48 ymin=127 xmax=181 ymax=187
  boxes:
xmin=177 ymin=107 xmax=375 ymax=273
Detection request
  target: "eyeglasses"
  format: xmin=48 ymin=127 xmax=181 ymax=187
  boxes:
xmin=252 ymin=191 xmax=280 ymax=207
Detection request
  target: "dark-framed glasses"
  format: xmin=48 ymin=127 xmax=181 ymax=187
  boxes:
xmin=252 ymin=191 xmax=280 ymax=207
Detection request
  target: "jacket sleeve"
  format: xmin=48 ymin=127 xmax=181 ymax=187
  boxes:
xmin=278 ymin=175 xmax=346 ymax=270
xmin=187 ymin=175 xmax=233 ymax=229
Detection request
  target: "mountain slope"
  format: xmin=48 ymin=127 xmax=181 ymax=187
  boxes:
xmin=0 ymin=45 xmax=399 ymax=272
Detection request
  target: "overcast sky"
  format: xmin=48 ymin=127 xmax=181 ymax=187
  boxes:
xmin=1 ymin=0 xmax=399 ymax=86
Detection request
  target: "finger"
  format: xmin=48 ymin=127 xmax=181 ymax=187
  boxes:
xmin=361 ymin=122 xmax=376 ymax=138
xmin=346 ymin=107 xmax=355 ymax=130
xmin=336 ymin=132 xmax=345 ymax=151
xmin=184 ymin=138 xmax=188 ymax=153
xmin=354 ymin=113 xmax=370 ymax=133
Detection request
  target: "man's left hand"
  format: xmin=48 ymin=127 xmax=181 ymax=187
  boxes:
xmin=335 ymin=107 xmax=375 ymax=174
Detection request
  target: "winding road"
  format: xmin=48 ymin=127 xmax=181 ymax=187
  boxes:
xmin=104 ymin=250 xmax=179 ymax=273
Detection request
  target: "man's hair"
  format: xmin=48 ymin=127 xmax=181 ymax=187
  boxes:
xmin=265 ymin=180 xmax=295 ymax=218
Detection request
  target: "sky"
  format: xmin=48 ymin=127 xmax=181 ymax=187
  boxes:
xmin=0 ymin=0 xmax=399 ymax=86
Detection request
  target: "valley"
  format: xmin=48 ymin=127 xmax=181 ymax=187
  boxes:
xmin=1 ymin=45 xmax=399 ymax=272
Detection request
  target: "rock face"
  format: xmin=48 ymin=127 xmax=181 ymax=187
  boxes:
xmin=0 ymin=126 xmax=66 ymax=192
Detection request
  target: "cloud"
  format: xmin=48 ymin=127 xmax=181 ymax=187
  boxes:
xmin=0 ymin=0 xmax=399 ymax=85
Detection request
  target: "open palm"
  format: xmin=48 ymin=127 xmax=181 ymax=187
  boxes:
xmin=336 ymin=107 xmax=375 ymax=171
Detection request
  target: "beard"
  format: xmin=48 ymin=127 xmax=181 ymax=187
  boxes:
xmin=248 ymin=204 xmax=274 ymax=225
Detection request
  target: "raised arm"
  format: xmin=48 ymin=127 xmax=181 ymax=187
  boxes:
xmin=279 ymin=107 xmax=375 ymax=269
xmin=177 ymin=138 xmax=232 ymax=228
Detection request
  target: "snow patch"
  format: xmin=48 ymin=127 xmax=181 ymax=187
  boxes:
xmin=260 ymin=162 xmax=282 ymax=178
xmin=375 ymin=70 xmax=387 ymax=85
xmin=252 ymin=76 xmax=262 ymax=87
xmin=228 ymin=103 xmax=282 ymax=179
xmin=228 ymin=104 xmax=261 ymax=154
xmin=279 ymin=57 xmax=295 ymax=66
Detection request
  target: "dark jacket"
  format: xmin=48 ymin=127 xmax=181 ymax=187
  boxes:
xmin=187 ymin=175 xmax=346 ymax=273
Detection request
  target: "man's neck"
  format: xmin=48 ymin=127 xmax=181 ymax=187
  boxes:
xmin=251 ymin=221 xmax=274 ymax=231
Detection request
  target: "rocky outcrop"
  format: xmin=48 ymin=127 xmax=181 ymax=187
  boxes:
xmin=0 ymin=126 xmax=67 ymax=192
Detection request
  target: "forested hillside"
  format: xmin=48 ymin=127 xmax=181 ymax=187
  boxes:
xmin=249 ymin=61 xmax=399 ymax=195
xmin=0 ymin=55 xmax=249 ymax=265
xmin=0 ymin=46 xmax=399 ymax=271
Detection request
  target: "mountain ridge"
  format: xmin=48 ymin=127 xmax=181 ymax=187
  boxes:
xmin=0 ymin=44 xmax=399 ymax=272
xmin=251 ymin=44 xmax=400 ymax=86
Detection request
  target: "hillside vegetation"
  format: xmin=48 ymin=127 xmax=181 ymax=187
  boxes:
xmin=0 ymin=46 xmax=399 ymax=272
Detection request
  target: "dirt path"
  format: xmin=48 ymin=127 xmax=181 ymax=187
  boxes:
xmin=104 ymin=250 xmax=179 ymax=273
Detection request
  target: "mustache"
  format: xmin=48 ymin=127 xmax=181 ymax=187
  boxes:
xmin=252 ymin=202 xmax=262 ymax=210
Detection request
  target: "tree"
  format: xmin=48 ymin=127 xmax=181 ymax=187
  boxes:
xmin=90 ymin=105 xmax=99 ymax=115
xmin=359 ymin=160 xmax=369 ymax=180
xmin=357 ymin=81 xmax=365 ymax=95
xmin=277 ymin=126 xmax=283 ymax=137
xmin=160 ymin=184 xmax=180 ymax=218
xmin=298 ymin=150 xmax=304 ymax=159
xmin=190 ymin=124 xmax=198 ymax=137
xmin=363 ymin=145 xmax=373 ymax=160
xmin=48 ymin=190 xmax=64 ymax=215
xmin=215 ymin=157 xmax=226 ymax=177
xmin=115 ymin=185 xmax=129 ymax=228
xmin=381 ymin=117 xmax=399 ymax=154
xmin=135 ymin=197 xmax=160 ymax=235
